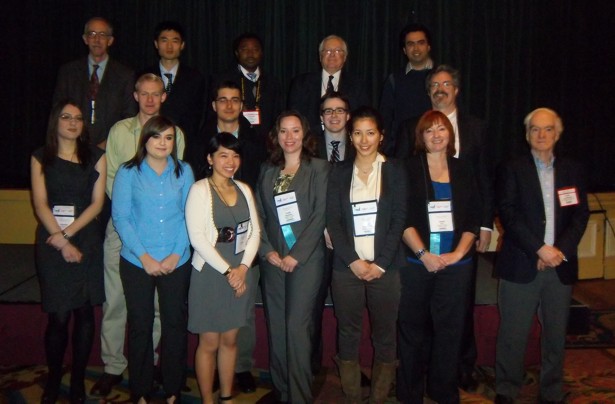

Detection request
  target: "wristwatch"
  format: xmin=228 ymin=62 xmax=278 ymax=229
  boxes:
xmin=415 ymin=249 xmax=427 ymax=259
xmin=223 ymin=267 xmax=232 ymax=276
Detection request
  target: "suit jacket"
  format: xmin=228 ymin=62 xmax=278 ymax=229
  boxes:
xmin=212 ymin=67 xmax=283 ymax=139
xmin=396 ymin=111 xmax=495 ymax=229
xmin=140 ymin=63 xmax=207 ymax=148
xmin=53 ymin=57 xmax=136 ymax=146
xmin=313 ymin=130 xmax=354 ymax=162
xmin=495 ymin=153 xmax=589 ymax=284
xmin=190 ymin=116 xmax=267 ymax=187
xmin=255 ymin=158 xmax=330 ymax=265
xmin=288 ymin=70 xmax=370 ymax=133
xmin=405 ymin=154 xmax=480 ymax=260
xmin=326 ymin=158 xmax=408 ymax=271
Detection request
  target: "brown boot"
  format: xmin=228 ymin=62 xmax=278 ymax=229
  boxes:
xmin=369 ymin=361 xmax=397 ymax=404
xmin=334 ymin=355 xmax=362 ymax=404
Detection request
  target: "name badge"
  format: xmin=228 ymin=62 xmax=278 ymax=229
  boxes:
xmin=234 ymin=219 xmax=250 ymax=255
xmin=53 ymin=205 xmax=75 ymax=230
xmin=275 ymin=191 xmax=301 ymax=226
xmin=558 ymin=187 xmax=579 ymax=207
xmin=242 ymin=110 xmax=261 ymax=125
xmin=427 ymin=200 xmax=454 ymax=232
xmin=352 ymin=200 xmax=378 ymax=237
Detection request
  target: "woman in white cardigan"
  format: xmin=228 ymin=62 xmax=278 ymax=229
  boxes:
xmin=185 ymin=132 xmax=260 ymax=404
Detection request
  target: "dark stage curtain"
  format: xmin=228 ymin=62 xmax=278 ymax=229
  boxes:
xmin=4 ymin=0 xmax=614 ymax=190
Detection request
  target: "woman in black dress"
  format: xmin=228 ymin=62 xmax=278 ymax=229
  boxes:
xmin=31 ymin=100 xmax=106 ymax=403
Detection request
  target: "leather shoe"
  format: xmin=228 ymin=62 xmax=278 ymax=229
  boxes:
xmin=459 ymin=370 xmax=479 ymax=392
xmin=90 ymin=372 xmax=123 ymax=396
xmin=235 ymin=371 xmax=256 ymax=393
xmin=494 ymin=394 xmax=515 ymax=404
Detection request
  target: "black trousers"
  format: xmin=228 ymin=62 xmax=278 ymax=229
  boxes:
xmin=120 ymin=257 xmax=190 ymax=399
xmin=397 ymin=260 xmax=473 ymax=404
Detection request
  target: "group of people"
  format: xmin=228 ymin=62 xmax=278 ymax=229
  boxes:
xmin=31 ymin=15 xmax=589 ymax=404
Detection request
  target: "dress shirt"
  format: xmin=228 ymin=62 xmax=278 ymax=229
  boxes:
xmin=447 ymin=109 xmax=460 ymax=157
xmin=532 ymin=151 xmax=556 ymax=245
xmin=89 ymin=55 xmax=108 ymax=80
xmin=160 ymin=61 xmax=179 ymax=87
xmin=321 ymin=70 xmax=341 ymax=96
xmin=112 ymin=157 xmax=194 ymax=268
xmin=239 ymin=65 xmax=261 ymax=82
xmin=324 ymin=130 xmax=347 ymax=161
xmin=105 ymin=115 xmax=186 ymax=197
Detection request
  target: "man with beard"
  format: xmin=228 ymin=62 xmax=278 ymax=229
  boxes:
xmin=396 ymin=64 xmax=494 ymax=392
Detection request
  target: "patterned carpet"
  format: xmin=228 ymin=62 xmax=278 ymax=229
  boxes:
xmin=2 ymin=349 xmax=615 ymax=403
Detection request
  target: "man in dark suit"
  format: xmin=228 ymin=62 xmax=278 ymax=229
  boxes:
xmin=141 ymin=21 xmax=206 ymax=157
xmin=53 ymin=16 xmax=136 ymax=149
xmin=396 ymin=64 xmax=494 ymax=391
xmin=212 ymin=33 xmax=282 ymax=140
xmin=288 ymin=35 xmax=369 ymax=132
xmin=494 ymin=108 xmax=589 ymax=404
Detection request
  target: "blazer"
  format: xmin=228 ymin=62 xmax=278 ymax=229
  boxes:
xmin=140 ymin=63 xmax=207 ymax=145
xmin=313 ymin=130 xmax=354 ymax=162
xmin=53 ymin=57 xmax=136 ymax=145
xmin=495 ymin=153 xmax=589 ymax=285
xmin=405 ymin=154 xmax=480 ymax=260
xmin=288 ymin=70 xmax=370 ymax=133
xmin=255 ymin=158 xmax=330 ymax=265
xmin=396 ymin=111 xmax=495 ymax=229
xmin=185 ymin=178 xmax=261 ymax=274
xmin=326 ymin=158 xmax=408 ymax=271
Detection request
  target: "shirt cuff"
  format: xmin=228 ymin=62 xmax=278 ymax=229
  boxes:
xmin=480 ymin=227 xmax=493 ymax=232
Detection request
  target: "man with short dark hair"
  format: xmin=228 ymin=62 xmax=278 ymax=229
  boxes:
xmin=379 ymin=23 xmax=433 ymax=156
xmin=53 ymin=17 xmax=136 ymax=149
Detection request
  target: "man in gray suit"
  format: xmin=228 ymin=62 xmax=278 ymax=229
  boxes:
xmin=53 ymin=16 xmax=136 ymax=149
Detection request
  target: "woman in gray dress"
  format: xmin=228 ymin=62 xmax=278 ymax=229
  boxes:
xmin=185 ymin=132 xmax=261 ymax=404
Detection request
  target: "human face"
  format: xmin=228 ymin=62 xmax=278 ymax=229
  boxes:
xmin=134 ymin=80 xmax=167 ymax=117
xmin=57 ymin=105 xmax=84 ymax=141
xmin=321 ymin=98 xmax=349 ymax=134
xmin=429 ymin=71 xmax=458 ymax=113
xmin=422 ymin=120 xmax=450 ymax=154
xmin=403 ymin=31 xmax=431 ymax=68
xmin=82 ymin=19 xmax=114 ymax=60
xmin=278 ymin=116 xmax=304 ymax=156
xmin=207 ymin=146 xmax=241 ymax=180
xmin=320 ymin=37 xmax=347 ymax=74
xmin=350 ymin=118 xmax=383 ymax=159
xmin=145 ymin=127 xmax=175 ymax=161
xmin=213 ymin=88 xmax=243 ymax=124
xmin=154 ymin=30 xmax=185 ymax=62
xmin=527 ymin=110 xmax=560 ymax=154
xmin=235 ymin=38 xmax=262 ymax=72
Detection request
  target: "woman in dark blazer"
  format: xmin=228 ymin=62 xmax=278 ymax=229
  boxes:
xmin=255 ymin=110 xmax=329 ymax=404
xmin=397 ymin=110 xmax=480 ymax=404
xmin=326 ymin=106 xmax=407 ymax=404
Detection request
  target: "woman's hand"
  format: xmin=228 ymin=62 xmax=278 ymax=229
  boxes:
xmin=227 ymin=265 xmax=247 ymax=289
xmin=60 ymin=243 xmax=82 ymax=263
xmin=140 ymin=254 xmax=165 ymax=276
xmin=160 ymin=254 xmax=181 ymax=275
xmin=280 ymin=256 xmax=298 ymax=272
xmin=349 ymin=259 xmax=370 ymax=279
xmin=266 ymin=251 xmax=283 ymax=267
xmin=362 ymin=263 xmax=385 ymax=282
xmin=47 ymin=232 xmax=69 ymax=251
xmin=234 ymin=283 xmax=247 ymax=298
xmin=421 ymin=252 xmax=446 ymax=273
xmin=440 ymin=251 xmax=463 ymax=267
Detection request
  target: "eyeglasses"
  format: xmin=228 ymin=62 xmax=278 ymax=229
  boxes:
xmin=321 ymin=49 xmax=346 ymax=56
xmin=217 ymin=227 xmax=236 ymax=243
xmin=215 ymin=97 xmax=242 ymax=105
xmin=429 ymin=81 xmax=455 ymax=90
xmin=59 ymin=113 xmax=84 ymax=122
xmin=321 ymin=107 xmax=348 ymax=116
xmin=85 ymin=31 xmax=111 ymax=39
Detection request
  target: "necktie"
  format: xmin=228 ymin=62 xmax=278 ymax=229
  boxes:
xmin=247 ymin=72 xmax=257 ymax=82
xmin=164 ymin=73 xmax=173 ymax=94
xmin=89 ymin=64 xmax=100 ymax=100
xmin=326 ymin=75 xmax=335 ymax=95
xmin=330 ymin=140 xmax=340 ymax=163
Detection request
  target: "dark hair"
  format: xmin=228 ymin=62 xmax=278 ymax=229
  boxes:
xmin=42 ymin=99 xmax=91 ymax=173
xmin=399 ymin=23 xmax=432 ymax=48
xmin=233 ymin=32 xmax=263 ymax=52
xmin=124 ymin=115 xmax=184 ymax=177
xmin=211 ymin=79 xmax=241 ymax=102
xmin=267 ymin=111 xmax=316 ymax=167
xmin=319 ymin=91 xmax=350 ymax=112
xmin=414 ymin=110 xmax=456 ymax=156
xmin=153 ymin=21 xmax=185 ymax=41
xmin=425 ymin=64 xmax=460 ymax=93
xmin=204 ymin=132 xmax=243 ymax=178
xmin=347 ymin=106 xmax=385 ymax=134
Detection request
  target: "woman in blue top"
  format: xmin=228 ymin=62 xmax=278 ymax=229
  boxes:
xmin=397 ymin=110 xmax=480 ymax=404
xmin=112 ymin=115 xmax=194 ymax=404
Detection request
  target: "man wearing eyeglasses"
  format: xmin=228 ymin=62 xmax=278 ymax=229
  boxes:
xmin=379 ymin=23 xmax=434 ymax=157
xmin=396 ymin=64 xmax=494 ymax=394
xmin=288 ymin=35 xmax=369 ymax=133
xmin=53 ymin=17 xmax=136 ymax=149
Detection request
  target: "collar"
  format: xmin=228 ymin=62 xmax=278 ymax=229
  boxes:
xmin=531 ymin=150 xmax=556 ymax=168
xmin=324 ymin=129 xmax=347 ymax=143
xmin=321 ymin=69 xmax=341 ymax=82
xmin=88 ymin=55 xmax=109 ymax=71
xmin=405 ymin=58 xmax=433 ymax=74
xmin=239 ymin=65 xmax=260 ymax=81
xmin=159 ymin=61 xmax=179 ymax=76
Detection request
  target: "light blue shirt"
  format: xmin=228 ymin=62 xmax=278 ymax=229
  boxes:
xmin=532 ymin=151 xmax=556 ymax=245
xmin=88 ymin=55 xmax=108 ymax=80
xmin=112 ymin=157 xmax=195 ymax=268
